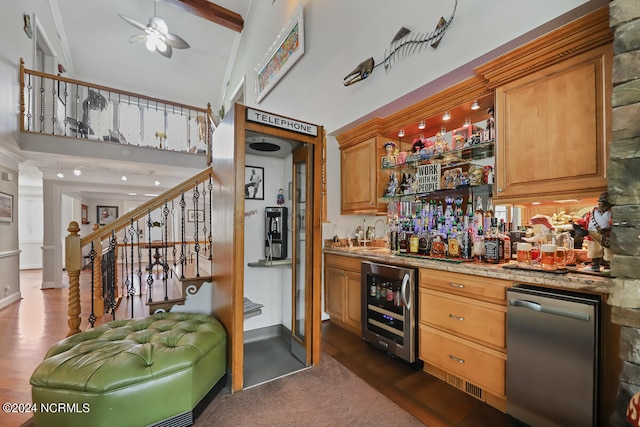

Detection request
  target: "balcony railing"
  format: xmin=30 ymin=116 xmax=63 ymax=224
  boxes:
xmin=19 ymin=58 xmax=213 ymax=164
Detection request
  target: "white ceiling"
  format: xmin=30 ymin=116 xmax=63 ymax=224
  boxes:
xmin=20 ymin=0 xmax=251 ymax=198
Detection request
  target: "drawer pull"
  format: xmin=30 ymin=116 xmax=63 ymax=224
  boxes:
xmin=449 ymin=314 xmax=465 ymax=321
xmin=449 ymin=282 xmax=465 ymax=288
xmin=449 ymin=354 xmax=465 ymax=364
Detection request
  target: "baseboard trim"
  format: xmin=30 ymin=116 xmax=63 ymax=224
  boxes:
xmin=0 ymin=292 xmax=22 ymax=311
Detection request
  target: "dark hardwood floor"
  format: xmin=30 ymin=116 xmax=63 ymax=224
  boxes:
xmin=1 ymin=269 xmax=517 ymax=427
xmin=322 ymin=320 xmax=519 ymax=427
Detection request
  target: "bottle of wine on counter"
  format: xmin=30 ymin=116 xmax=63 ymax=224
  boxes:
xmin=461 ymin=216 xmax=472 ymax=260
xmin=474 ymin=226 xmax=484 ymax=263
xmin=484 ymin=218 xmax=501 ymax=264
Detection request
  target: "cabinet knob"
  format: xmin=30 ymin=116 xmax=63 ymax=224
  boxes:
xmin=449 ymin=282 xmax=465 ymax=289
xmin=449 ymin=313 xmax=465 ymax=321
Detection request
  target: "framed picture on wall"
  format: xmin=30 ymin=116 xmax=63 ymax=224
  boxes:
xmin=188 ymin=209 xmax=204 ymax=222
xmin=0 ymin=192 xmax=13 ymax=223
xmin=97 ymin=205 xmax=118 ymax=225
xmin=245 ymin=166 xmax=264 ymax=200
xmin=81 ymin=204 xmax=89 ymax=224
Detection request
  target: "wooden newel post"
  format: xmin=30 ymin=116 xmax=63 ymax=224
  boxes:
xmin=65 ymin=221 xmax=82 ymax=336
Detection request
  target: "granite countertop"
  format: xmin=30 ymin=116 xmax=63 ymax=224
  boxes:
xmin=323 ymin=246 xmax=613 ymax=294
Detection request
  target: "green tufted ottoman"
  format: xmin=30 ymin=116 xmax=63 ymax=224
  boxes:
xmin=30 ymin=312 xmax=227 ymax=427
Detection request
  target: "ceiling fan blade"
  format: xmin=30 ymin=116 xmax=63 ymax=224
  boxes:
xmin=157 ymin=44 xmax=173 ymax=58
xmin=128 ymin=34 xmax=148 ymax=44
xmin=164 ymin=33 xmax=190 ymax=49
xmin=119 ymin=14 xmax=149 ymax=32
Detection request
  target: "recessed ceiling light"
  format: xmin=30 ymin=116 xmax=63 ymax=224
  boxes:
xmin=121 ymin=175 xmax=127 ymax=181
xmin=531 ymin=201 xmax=542 ymax=205
xmin=144 ymin=193 xmax=159 ymax=197
xmin=128 ymin=193 xmax=137 ymax=196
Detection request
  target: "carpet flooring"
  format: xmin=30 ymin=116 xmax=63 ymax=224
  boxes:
xmin=196 ymin=352 xmax=424 ymax=426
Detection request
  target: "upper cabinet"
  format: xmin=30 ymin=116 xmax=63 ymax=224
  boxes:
xmin=478 ymin=7 xmax=613 ymax=204
xmin=493 ymin=45 xmax=611 ymax=203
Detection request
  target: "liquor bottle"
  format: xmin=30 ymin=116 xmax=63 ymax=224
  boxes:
xmin=484 ymin=217 xmax=501 ymax=264
xmin=500 ymin=220 xmax=511 ymax=262
xmin=484 ymin=197 xmax=494 ymax=232
xmin=399 ymin=233 xmax=408 ymax=255
xmin=473 ymin=226 xmax=484 ymax=263
xmin=448 ymin=226 xmax=461 ymax=258
xmin=473 ymin=196 xmax=484 ymax=234
xmin=461 ymin=216 xmax=473 ymax=260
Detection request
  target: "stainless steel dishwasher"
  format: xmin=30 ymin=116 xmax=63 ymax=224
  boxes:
xmin=507 ymin=284 xmax=600 ymax=427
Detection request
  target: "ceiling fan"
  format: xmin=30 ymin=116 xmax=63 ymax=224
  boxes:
xmin=119 ymin=0 xmax=190 ymax=58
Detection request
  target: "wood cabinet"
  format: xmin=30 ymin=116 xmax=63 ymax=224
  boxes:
xmin=418 ymin=268 xmax=510 ymax=412
xmin=493 ymin=42 xmax=612 ymax=204
xmin=337 ymin=122 xmax=389 ymax=214
xmin=324 ymin=254 xmax=362 ymax=334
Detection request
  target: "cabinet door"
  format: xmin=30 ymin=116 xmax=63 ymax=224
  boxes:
xmin=344 ymin=269 xmax=362 ymax=333
xmin=494 ymin=44 xmax=611 ymax=203
xmin=324 ymin=266 xmax=345 ymax=320
xmin=340 ymin=137 xmax=387 ymax=214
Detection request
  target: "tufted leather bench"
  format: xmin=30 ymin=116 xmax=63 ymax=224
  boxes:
xmin=30 ymin=312 xmax=227 ymax=427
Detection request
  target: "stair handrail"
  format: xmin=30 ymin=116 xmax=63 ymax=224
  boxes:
xmin=80 ymin=168 xmax=215 ymax=246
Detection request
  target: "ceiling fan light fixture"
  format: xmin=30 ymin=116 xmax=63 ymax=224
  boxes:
xmin=146 ymin=34 xmax=158 ymax=51
xmin=156 ymin=39 xmax=167 ymax=53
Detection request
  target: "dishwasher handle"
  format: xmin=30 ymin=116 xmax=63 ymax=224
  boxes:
xmin=509 ymin=298 xmax=591 ymax=322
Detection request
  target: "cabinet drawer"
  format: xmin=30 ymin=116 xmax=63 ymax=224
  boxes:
xmin=419 ymin=268 xmax=509 ymax=304
xmin=420 ymin=289 xmax=506 ymax=349
xmin=419 ymin=325 xmax=505 ymax=396
xmin=325 ymin=254 xmax=362 ymax=272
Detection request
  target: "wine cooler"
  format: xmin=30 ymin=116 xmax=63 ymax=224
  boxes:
xmin=361 ymin=261 xmax=418 ymax=363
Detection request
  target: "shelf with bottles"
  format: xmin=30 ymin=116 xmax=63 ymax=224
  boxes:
xmin=381 ymin=140 xmax=494 ymax=171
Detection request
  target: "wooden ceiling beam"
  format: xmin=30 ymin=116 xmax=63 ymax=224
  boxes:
xmin=165 ymin=0 xmax=244 ymax=33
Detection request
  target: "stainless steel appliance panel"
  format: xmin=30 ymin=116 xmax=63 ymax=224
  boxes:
xmin=507 ymin=285 xmax=600 ymax=427
xmin=361 ymin=261 xmax=417 ymax=363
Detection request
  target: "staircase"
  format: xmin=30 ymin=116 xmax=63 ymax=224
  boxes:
xmin=64 ymin=168 xmax=215 ymax=336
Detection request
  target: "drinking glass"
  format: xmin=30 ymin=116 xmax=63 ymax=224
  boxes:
xmin=517 ymin=243 xmax=533 ymax=267
xmin=540 ymin=244 xmax=557 ymax=270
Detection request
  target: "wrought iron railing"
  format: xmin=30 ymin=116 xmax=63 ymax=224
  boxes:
xmin=65 ymin=168 xmax=215 ymax=336
xmin=19 ymin=58 xmax=213 ymax=163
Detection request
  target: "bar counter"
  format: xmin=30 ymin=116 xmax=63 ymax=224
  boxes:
xmin=323 ymin=246 xmax=613 ymax=294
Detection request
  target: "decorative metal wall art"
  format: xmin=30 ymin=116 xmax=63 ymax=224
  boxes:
xmin=343 ymin=0 xmax=458 ymax=86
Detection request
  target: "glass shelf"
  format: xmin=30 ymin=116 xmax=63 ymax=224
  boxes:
xmin=379 ymin=184 xmax=492 ymax=202
xmin=381 ymin=141 xmax=494 ymax=171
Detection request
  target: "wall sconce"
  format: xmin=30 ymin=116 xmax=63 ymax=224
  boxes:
xmin=398 ymin=129 xmax=405 ymax=138
xmin=442 ymin=111 xmax=451 ymax=121
xmin=471 ymin=100 xmax=480 ymax=110
xmin=418 ymin=120 xmax=426 ymax=130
